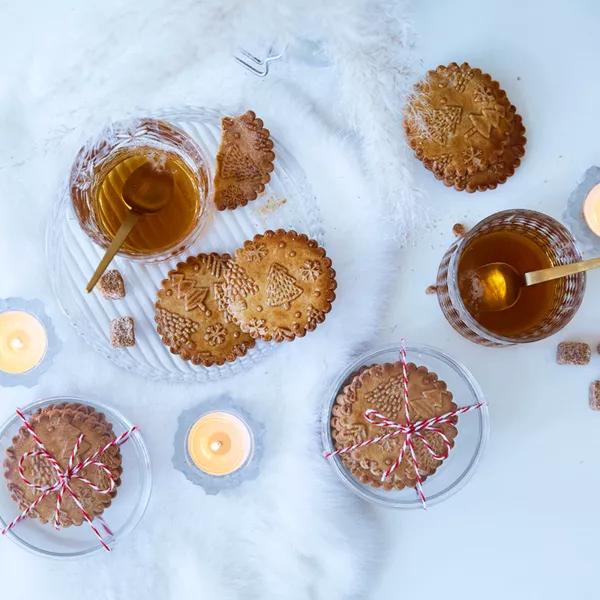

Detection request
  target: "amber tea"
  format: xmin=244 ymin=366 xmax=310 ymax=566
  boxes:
xmin=457 ymin=230 xmax=556 ymax=337
xmin=93 ymin=147 xmax=200 ymax=256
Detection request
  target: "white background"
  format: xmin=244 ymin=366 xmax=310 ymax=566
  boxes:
xmin=373 ymin=1 xmax=599 ymax=598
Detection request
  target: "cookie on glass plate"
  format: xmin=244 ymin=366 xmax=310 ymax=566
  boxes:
xmin=155 ymin=253 xmax=255 ymax=366
xmin=213 ymin=110 xmax=275 ymax=211
xmin=331 ymin=362 xmax=458 ymax=491
xmin=224 ymin=230 xmax=337 ymax=342
xmin=404 ymin=62 xmax=516 ymax=180
xmin=3 ymin=402 xmax=122 ymax=527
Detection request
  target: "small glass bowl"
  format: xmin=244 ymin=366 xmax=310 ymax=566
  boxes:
xmin=0 ymin=396 xmax=152 ymax=559
xmin=321 ymin=344 xmax=489 ymax=509
xmin=70 ymin=117 xmax=211 ymax=263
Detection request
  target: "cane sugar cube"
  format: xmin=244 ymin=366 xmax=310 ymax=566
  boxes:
xmin=556 ymin=342 xmax=591 ymax=366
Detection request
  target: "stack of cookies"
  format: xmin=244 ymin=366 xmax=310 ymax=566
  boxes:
xmin=3 ymin=403 xmax=123 ymax=527
xmin=404 ymin=62 xmax=526 ymax=193
xmin=331 ymin=362 xmax=457 ymax=491
xmin=154 ymin=229 xmax=337 ymax=367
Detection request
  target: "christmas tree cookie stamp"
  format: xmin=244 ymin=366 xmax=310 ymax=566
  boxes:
xmin=213 ymin=110 xmax=275 ymax=211
xmin=154 ymin=253 xmax=255 ymax=366
xmin=330 ymin=362 xmax=458 ymax=491
xmin=224 ymin=230 xmax=337 ymax=343
xmin=404 ymin=62 xmax=526 ymax=191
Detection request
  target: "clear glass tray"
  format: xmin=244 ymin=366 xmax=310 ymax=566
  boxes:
xmin=46 ymin=107 xmax=323 ymax=382
xmin=0 ymin=396 xmax=152 ymax=559
xmin=321 ymin=344 xmax=489 ymax=509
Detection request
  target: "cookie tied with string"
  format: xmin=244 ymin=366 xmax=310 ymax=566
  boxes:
xmin=214 ymin=110 xmax=275 ymax=210
xmin=3 ymin=403 xmax=122 ymax=527
xmin=154 ymin=253 xmax=255 ymax=366
xmin=224 ymin=230 xmax=337 ymax=343
xmin=404 ymin=62 xmax=525 ymax=190
xmin=331 ymin=362 xmax=458 ymax=491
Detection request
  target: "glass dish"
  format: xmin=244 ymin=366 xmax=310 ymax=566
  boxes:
xmin=436 ymin=209 xmax=585 ymax=347
xmin=46 ymin=107 xmax=323 ymax=383
xmin=321 ymin=344 xmax=489 ymax=509
xmin=0 ymin=396 xmax=152 ymax=559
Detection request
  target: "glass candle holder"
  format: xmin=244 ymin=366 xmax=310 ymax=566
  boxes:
xmin=563 ymin=166 xmax=600 ymax=254
xmin=436 ymin=210 xmax=585 ymax=347
xmin=70 ymin=117 xmax=211 ymax=263
xmin=173 ymin=397 xmax=264 ymax=495
xmin=0 ymin=298 xmax=61 ymax=387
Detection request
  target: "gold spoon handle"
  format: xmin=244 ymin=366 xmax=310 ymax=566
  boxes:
xmin=86 ymin=211 xmax=141 ymax=293
xmin=524 ymin=257 xmax=600 ymax=286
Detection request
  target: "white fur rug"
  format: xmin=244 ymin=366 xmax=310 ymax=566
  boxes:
xmin=0 ymin=1 xmax=418 ymax=598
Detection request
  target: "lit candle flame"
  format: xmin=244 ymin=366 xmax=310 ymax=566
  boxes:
xmin=10 ymin=337 xmax=24 ymax=351
xmin=210 ymin=441 xmax=222 ymax=452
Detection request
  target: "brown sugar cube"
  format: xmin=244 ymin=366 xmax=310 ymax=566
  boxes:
xmin=452 ymin=223 xmax=467 ymax=238
xmin=98 ymin=270 xmax=126 ymax=300
xmin=110 ymin=317 xmax=135 ymax=347
xmin=556 ymin=342 xmax=591 ymax=365
xmin=590 ymin=382 xmax=600 ymax=411
xmin=425 ymin=285 xmax=438 ymax=295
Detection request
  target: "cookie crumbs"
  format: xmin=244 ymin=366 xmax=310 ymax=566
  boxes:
xmin=590 ymin=382 xmax=600 ymax=411
xmin=452 ymin=223 xmax=467 ymax=238
xmin=426 ymin=285 xmax=438 ymax=295
xmin=556 ymin=342 xmax=591 ymax=366
xmin=111 ymin=317 xmax=135 ymax=347
xmin=98 ymin=270 xmax=126 ymax=300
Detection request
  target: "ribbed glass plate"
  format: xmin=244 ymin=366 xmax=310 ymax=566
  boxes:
xmin=46 ymin=107 xmax=323 ymax=382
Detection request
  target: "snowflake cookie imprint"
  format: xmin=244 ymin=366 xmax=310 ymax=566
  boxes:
xmin=331 ymin=362 xmax=458 ymax=491
xmin=403 ymin=62 xmax=526 ymax=192
xmin=224 ymin=230 xmax=337 ymax=343
xmin=154 ymin=253 xmax=255 ymax=366
xmin=3 ymin=403 xmax=122 ymax=527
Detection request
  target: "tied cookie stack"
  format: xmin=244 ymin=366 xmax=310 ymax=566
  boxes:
xmin=404 ymin=62 xmax=526 ymax=193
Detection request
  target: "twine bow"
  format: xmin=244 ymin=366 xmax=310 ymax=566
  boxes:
xmin=325 ymin=340 xmax=486 ymax=509
xmin=1 ymin=409 xmax=137 ymax=551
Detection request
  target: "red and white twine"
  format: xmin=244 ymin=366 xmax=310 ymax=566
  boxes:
xmin=324 ymin=339 xmax=486 ymax=509
xmin=1 ymin=409 xmax=137 ymax=551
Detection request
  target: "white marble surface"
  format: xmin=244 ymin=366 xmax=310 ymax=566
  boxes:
xmin=372 ymin=1 xmax=600 ymax=598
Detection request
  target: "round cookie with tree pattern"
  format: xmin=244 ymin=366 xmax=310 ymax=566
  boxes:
xmin=154 ymin=253 xmax=255 ymax=366
xmin=224 ymin=230 xmax=337 ymax=343
xmin=404 ymin=62 xmax=515 ymax=180
xmin=331 ymin=362 xmax=458 ymax=491
xmin=3 ymin=402 xmax=123 ymax=527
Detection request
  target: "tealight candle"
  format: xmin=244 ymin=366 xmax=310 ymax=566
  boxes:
xmin=187 ymin=411 xmax=253 ymax=476
xmin=583 ymin=183 xmax=600 ymax=236
xmin=0 ymin=311 xmax=48 ymax=374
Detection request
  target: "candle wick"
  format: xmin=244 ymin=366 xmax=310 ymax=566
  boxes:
xmin=210 ymin=441 xmax=222 ymax=452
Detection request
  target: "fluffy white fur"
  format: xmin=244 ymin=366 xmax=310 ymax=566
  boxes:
xmin=0 ymin=1 xmax=418 ymax=598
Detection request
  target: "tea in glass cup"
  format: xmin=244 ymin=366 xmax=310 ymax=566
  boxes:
xmin=70 ymin=118 xmax=211 ymax=262
xmin=436 ymin=210 xmax=586 ymax=346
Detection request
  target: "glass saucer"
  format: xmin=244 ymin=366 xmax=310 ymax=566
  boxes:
xmin=46 ymin=107 xmax=323 ymax=383
xmin=321 ymin=344 xmax=489 ymax=509
xmin=0 ymin=396 xmax=152 ymax=559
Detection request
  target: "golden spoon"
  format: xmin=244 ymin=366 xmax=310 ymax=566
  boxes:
xmin=472 ymin=258 xmax=600 ymax=312
xmin=86 ymin=162 xmax=174 ymax=293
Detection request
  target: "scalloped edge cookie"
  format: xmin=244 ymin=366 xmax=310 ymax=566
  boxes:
xmin=224 ymin=229 xmax=337 ymax=343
